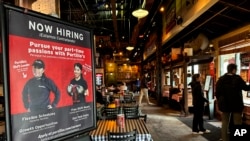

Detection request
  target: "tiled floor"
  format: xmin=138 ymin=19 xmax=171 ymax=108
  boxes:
xmin=139 ymin=97 xmax=222 ymax=141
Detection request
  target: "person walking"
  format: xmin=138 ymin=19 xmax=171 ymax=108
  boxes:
xmin=135 ymin=78 xmax=140 ymax=94
xmin=215 ymin=63 xmax=250 ymax=141
xmin=138 ymin=72 xmax=153 ymax=106
xmin=22 ymin=59 xmax=61 ymax=112
xmin=189 ymin=73 xmax=210 ymax=134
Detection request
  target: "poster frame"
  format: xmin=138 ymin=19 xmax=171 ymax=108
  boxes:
xmin=0 ymin=3 xmax=96 ymax=141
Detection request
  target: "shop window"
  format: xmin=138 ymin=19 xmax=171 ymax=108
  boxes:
xmin=193 ymin=65 xmax=199 ymax=74
xmin=165 ymin=71 xmax=170 ymax=85
xmin=219 ymin=53 xmax=250 ymax=104
xmin=220 ymin=53 xmax=237 ymax=75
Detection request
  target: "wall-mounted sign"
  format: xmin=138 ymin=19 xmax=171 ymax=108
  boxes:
xmin=241 ymin=52 xmax=250 ymax=64
xmin=163 ymin=1 xmax=176 ymax=34
xmin=171 ymin=48 xmax=181 ymax=60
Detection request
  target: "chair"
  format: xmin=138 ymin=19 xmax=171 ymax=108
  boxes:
xmin=139 ymin=114 xmax=147 ymax=123
xmin=123 ymin=106 xmax=139 ymax=118
xmin=104 ymin=107 xmax=119 ymax=120
xmin=123 ymin=94 xmax=136 ymax=103
xmin=102 ymin=95 xmax=110 ymax=106
xmin=0 ymin=132 xmax=6 ymax=141
xmin=123 ymin=106 xmax=147 ymax=122
xmin=96 ymin=105 xmax=105 ymax=120
xmin=107 ymin=129 xmax=137 ymax=141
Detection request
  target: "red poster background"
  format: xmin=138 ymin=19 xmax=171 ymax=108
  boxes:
xmin=9 ymin=35 xmax=93 ymax=114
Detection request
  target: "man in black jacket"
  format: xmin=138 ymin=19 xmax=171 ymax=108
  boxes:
xmin=22 ymin=59 xmax=61 ymax=112
xmin=216 ymin=63 xmax=250 ymax=141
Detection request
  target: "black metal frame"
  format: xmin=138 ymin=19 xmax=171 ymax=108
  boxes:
xmin=0 ymin=2 xmax=97 ymax=141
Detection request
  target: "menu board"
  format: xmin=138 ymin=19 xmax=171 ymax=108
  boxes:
xmin=0 ymin=4 xmax=96 ymax=141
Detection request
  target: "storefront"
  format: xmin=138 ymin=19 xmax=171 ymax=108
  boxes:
xmin=213 ymin=24 xmax=250 ymax=124
xmin=214 ymin=25 xmax=250 ymax=105
xmin=161 ymin=53 xmax=214 ymax=116
xmin=218 ymin=53 xmax=250 ymax=104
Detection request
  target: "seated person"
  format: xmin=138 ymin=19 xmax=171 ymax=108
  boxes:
xmin=107 ymin=84 xmax=116 ymax=91
xmin=171 ymin=88 xmax=182 ymax=102
xmin=170 ymin=84 xmax=186 ymax=116
xmin=162 ymin=85 xmax=170 ymax=98
xmin=120 ymin=82 xmax=128 ymax=93
xmin=107 ymin=84 xmax=119 ymax=94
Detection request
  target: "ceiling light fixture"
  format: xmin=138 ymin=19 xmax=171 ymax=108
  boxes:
xmin=160 ymin=6 xmax=164 ymax=12
xmin=126 ymin=19 xmax=134 ymax=51
xmin=132 ymin=0 xmax=148 ymax=19
xmin=126 ymin=45 xmax=134 ymax=51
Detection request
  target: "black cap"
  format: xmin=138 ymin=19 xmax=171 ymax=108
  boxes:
xmin=32 ymin=59 xmax=45 ymax=69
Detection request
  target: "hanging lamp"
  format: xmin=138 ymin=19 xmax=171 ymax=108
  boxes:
xmin=132 ymin=0 xmax=148 ymax=19
xmin=126 ymin=19 xmax=134 ymax=51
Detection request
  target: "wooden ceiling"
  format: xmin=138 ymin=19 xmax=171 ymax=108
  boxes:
xmin=163 ymin=0 xmax=250 ymax=53
xmin=60 ymin=0 xmax=250 ymax=63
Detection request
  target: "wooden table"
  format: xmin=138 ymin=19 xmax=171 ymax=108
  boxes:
xmin=89 ymin=119 xmax=152 ymax=141
xmin=116 ymin=102 xmax=138 ymax=108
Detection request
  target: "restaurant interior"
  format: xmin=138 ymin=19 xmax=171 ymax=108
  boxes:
xmin=1 ymin=0 xmax=250 ymax=140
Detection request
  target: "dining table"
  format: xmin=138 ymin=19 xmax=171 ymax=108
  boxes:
xmin=89 ymin=119 xmax=153 ymax=141
xmin=110 ymin=102 xmax=138 ymax=108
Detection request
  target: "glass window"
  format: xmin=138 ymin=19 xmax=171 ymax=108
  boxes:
xmin=219 ymin=53 xmax=236 ymax=75
xmin=194 ymin=65 xmax=199 ymax=74
xmin=219 ymin=53 xmax=250 ymax=104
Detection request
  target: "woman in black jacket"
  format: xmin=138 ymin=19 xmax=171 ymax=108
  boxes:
xmin=189 ymin=73 xmax=210 ymax=134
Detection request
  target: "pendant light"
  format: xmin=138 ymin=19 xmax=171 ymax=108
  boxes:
xmin=132 ymin=0 xmax=148 ymax=19
xmin=126 ymin=45 xmax=134 ymax=51
xmin=126 ymin=19 xmax=134 ymax=51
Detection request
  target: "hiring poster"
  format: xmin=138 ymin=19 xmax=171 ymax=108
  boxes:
xmin=1 ymin=4 xmax=96 ymax=141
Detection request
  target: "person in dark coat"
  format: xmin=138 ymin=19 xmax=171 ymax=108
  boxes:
xmin=22 ymin=59 xmax=61 ymax=112
xmin=215 ymin=63 xmax=250 ymax=141
xmin=189 ymin=73 xmax=210 ymax=134
xmin=96 ymin=89 xmax=105 ymax=105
